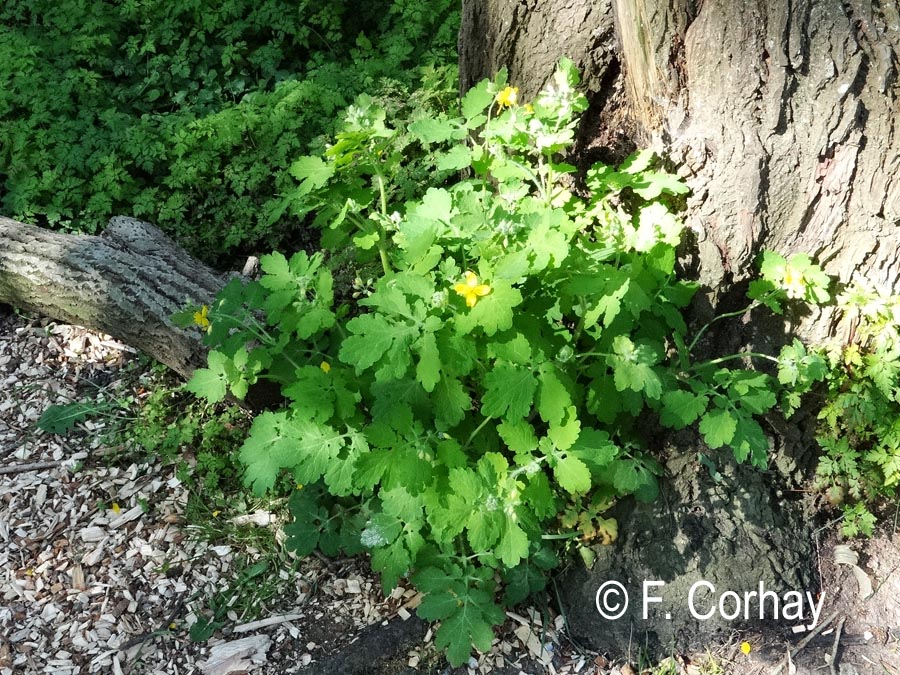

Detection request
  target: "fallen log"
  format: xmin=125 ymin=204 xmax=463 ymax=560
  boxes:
xmin=0 ymin=215 xmax=224 ymax=380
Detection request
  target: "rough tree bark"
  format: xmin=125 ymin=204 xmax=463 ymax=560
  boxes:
xmin=461 ymin=0 xmax=900 ymax=313
xmin=0 ymin=215 xmax=221 ymax=379
xmin=460 ymin=0 xmax=900 ymax=656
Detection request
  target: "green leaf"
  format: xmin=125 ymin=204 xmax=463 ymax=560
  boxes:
xmin=370 ymin=536 xmax=410 ymax=592
xmin=466 ymin=509 xmax=502 ymax=551
xmin=618 ymin=149 xmax=655 ymax=175
xmin=239 ymin=412 xmax=299 ymax=495
xmin=434 ymin=599 xmax=499 ymax=666
xmin=416 ymin=574 xmax=464 ymax=620
xmin=408 ymin=116 xmax=463 ymax=144
xmin=522 ymin=472 xmax=557 ymax=518
xmin=537 ymin=363 xmax=571 ymax=426
xmin=570 ymin=428 xmax=619 ymax=470
xmin=489 ymin=333 xmax=531 ymax=365
xmin=731 ymin=414 xmax=769 ymax=467
xmin=455 ymin=282 xmax=523 ymax=336
xmin=189 ymin=618 xmax=218 ymax=642
xmin=699 ymin=408 xmax=738 ymax=449
xmin=548 ymin=405 xmax=581 ymax=451
xmin=184 ymin=351 xmax=231 ymax=403
xmin=503 ymin=559 xmax=549 ymax=605
xmin=339 ymin=314 xmax=397 ymax=371
xmin=629 ymin=171 xmax=689 ymax=199
xmin=461 ymin=79 xmax=495 ymax=121
xmin=660 ymin=390 xmax=708 ymax=429
xmin=415 ymin=331 xmax=441 ymax=392
xmin=239 ymin=412 xmax=344 ymax=495
xmin=291 ymin=424 xmax=347 ymax=486
xmin=259 ymin=251 xmax=292 ymax=290
xmin=609 ymin=458 xmax=658 ymax=500
xmin=497 ymin=419 xmax=538 ymax=454
xmin=496 ymin=521 xmax=529 ymax=567
xmin=433 ymin=376 xmax=471 ymax=430
xmin=289 ymin=155 xmax=334 ymax=195
xmin=482 ymin=362 xmax=537 ymax=419
xmin=361 ymin=512 xmax=403 ymax=549
xmin=608 ymin=336 xmax=663 ymax=399
xmin=284 ymin=489 xmax=326 ymax=556
xmin=554 ymin=454 xmax=592 ymax=494
xmin=435 ymin=145 xmax=472 ymax=171
xmin=747 ymin=279 xmax=782 ymax=313
xmin=283 ymin=365 xmax=335 ymax=422
xmin=37 ymin=402 xmax=106 ymax=434
xmin=381 ymin=486 xmax=425 ymax=523
xmin=416 ymin=187 xmax=454 ymax=223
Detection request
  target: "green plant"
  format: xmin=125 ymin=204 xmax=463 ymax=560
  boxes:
xmin=181 ymin=63 xmax=831 ymax=664
xmin=694 ymin=651 xmax=727 ymax=675
xmin=126 ymin=379 xmax=249 ymax=493
xmin=188 ymin=555 xmax=290 ymax=641
xmin=0 ymin=0 xmax=458 ymax=261
xmin=36 ymin=372 xmax=140 ymax=435
xmin=812 ymin=280 xmax=900 ymax=536
xmin=37 ymin=400 xmax=125 ymax=434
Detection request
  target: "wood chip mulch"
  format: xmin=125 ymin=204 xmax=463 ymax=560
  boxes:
xmin=0 ymin=311 xmax=599 ymax=675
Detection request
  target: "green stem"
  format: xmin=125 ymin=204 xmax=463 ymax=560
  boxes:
xmin=376 ymin=173 xmax=388 ymax=216
xmin=377 ymin=242 xmax=391 ymax=276
xmin=571 ymin=297 xmax=587 ymax=344
xmin=541 ymin=531 xmax=583 ymax=540
xmin=538 ymin=153 xmax=554 ymax=205
xmin=374 ymin=173 xmax=392 ymax=276
xmin=575 ymin=351 xmax=612 ymax=361
xmin=463 ymin=415 xmax=493 ymax=451
xmin=687 ymin=301 xmax=759 ymax=353
xmin=692 ymin=352 xmax=780 ymax=370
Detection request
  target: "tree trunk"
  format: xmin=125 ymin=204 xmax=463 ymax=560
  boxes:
xmin=461 ymin=0 xmax=900 ymax=319
xmin=460 ymin=0 xmax=900 ymax=657
xmin=0 ymin=215 xmax=222 ymax=379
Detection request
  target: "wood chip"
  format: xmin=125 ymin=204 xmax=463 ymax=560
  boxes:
xmin=108 ymin=505 xmax=143 ymax=529
xmin=232 ymin=614 xmax=306 ymax=634
xmin=198 ymin=635 xmax=271 ymax=675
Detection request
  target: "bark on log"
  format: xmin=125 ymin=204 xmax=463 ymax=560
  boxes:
xmin=0 ymin=215 xmax=222 ymax=379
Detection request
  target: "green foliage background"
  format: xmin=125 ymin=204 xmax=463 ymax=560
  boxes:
xmin=0 ymin=0 xmax=459 ymax=262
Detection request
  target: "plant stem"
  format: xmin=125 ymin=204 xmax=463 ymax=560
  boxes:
xmin=691 ymin=352 xmax=780 ymax=370
xmin=687 ymin=302 xmax=758 ymax=353
xmin=463 ymin=415 xmax=493 ymax=451
xmin=374 ymin=173 xmax=392 ymax=276
xmin=572 ymin=297 xmax=587 ymax=344
xmin=575 ymin=351 xmax=612 ymax=361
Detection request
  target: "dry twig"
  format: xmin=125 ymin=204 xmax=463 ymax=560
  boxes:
xmin=0 ymin=460 xmax=63 ymax=476
xmin=770 ymin=611 xmax=840 ymax=675
xmin=829 ymin=616 xmax=846 ymax=675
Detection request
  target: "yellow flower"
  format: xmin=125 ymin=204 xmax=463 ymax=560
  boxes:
xmin=740 ymin=641 xmax=752 ymax=655
xmin=193 ymin=305 xmax=210 ymax=329
xmin=296 ymin=483 xmax=304 ymax=490
xmin=112 ymin=502 xmax=121 ymax=514
xmin=495 ymin=86 xmax=519 ymax=108
xmin=212 ymin=510 xmax=220 ymax=518
xmin=453 ymin=271 xmax=492 ymax=308
xmin=524 ymin=103 xmax=534 ymax=113
xmin=782 ymin=265 xmax=807 ymax=299
xmin=320 ymin=361 xmax=331 ymax=374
